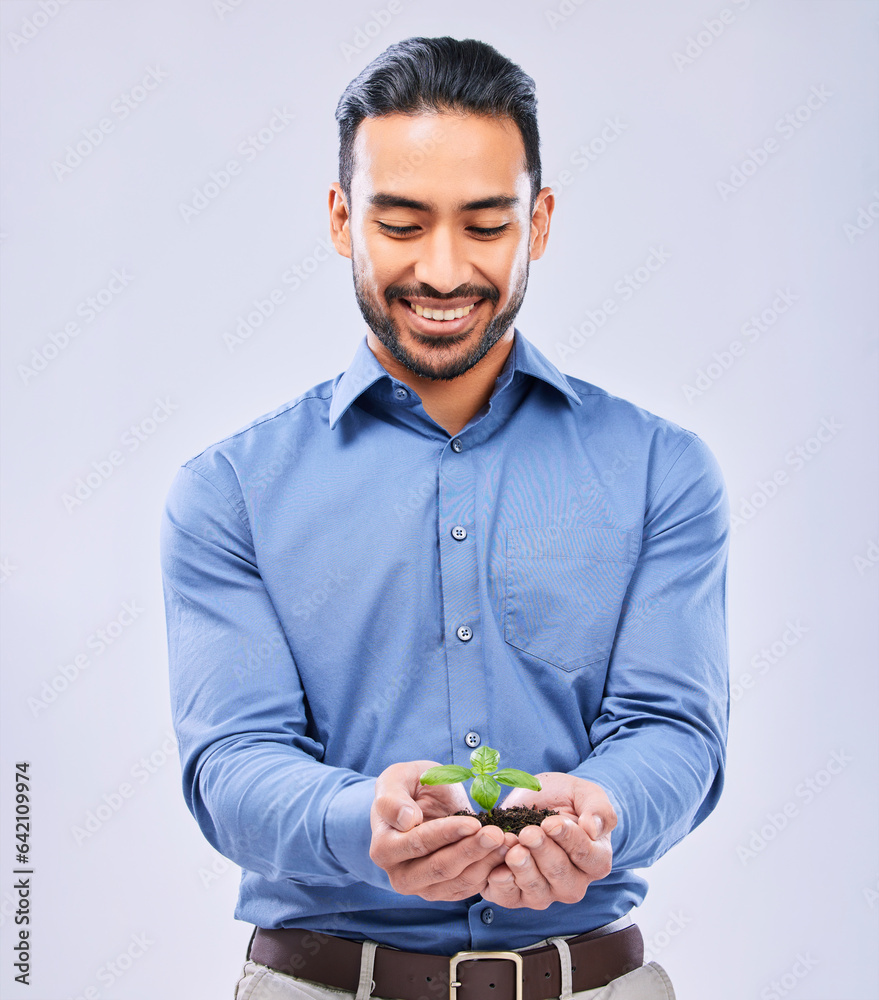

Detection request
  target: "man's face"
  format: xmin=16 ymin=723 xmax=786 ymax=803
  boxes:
xmin=330 ymin=111 xmax=552 ymax=381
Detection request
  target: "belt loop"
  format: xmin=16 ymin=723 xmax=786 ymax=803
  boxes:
xmin=355 ymin=939 xmax=378 ymax=1000
xmin=548 ymin=937 xmax=574 ymax=1000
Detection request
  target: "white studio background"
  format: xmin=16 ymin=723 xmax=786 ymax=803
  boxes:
xmin=1 ymin=1 xmax=877 ymax=998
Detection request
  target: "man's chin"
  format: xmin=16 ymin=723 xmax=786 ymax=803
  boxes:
xmin=374 ymin=321 xmax=493 ymax=381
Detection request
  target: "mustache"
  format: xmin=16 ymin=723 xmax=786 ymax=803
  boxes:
xmin=385 ymin=284 xmax=499 ymax=303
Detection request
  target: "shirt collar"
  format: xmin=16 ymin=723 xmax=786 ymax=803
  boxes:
xmin=328 ymin=328 xmax=581 ymax=430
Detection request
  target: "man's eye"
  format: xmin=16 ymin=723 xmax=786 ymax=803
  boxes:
xmin=376 ymin=222 xmax=511 ymax=238
xmin=469 ymin=224 xmax=510 ymax=238
xmin=377 ymin=222 xmax=419 ymax=235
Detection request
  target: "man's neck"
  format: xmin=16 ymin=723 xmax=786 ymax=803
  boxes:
xmin=366 ymin=329 xmax=516 ymax=437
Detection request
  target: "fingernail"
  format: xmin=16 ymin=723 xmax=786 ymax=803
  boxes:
xmin=479 ymin=831 xmax=497 ymax=848
xmin=530 ymin=833 xmax=545 ymax=849
xmin=511 ymin=854 xmax=528 ymax=868
xmin=548 ymin=822 xmax=565 ymax=838
xmin=498 ymin=846 xmax=509 ymax=859
xmin=457 ymin=824 xmax=476 ymax=838
xmin=592 ymin=814 xmax=604 ymax=837
xmin=397 ymin=806 xmax=415 ymax=829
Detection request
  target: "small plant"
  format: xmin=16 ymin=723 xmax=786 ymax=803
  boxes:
xmin=420 ymin=746 xmax=541 ymax=811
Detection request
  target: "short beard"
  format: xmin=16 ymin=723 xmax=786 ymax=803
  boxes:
xmin=352 ymin=256 xmax=529 ymax=381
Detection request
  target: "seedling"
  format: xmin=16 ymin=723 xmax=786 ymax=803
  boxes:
xmin=419 ymin=746 xmax=541 ymax=811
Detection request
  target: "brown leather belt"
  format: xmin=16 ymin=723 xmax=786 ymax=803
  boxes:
xmin=250 ymin=922 xmax=643 ymax=999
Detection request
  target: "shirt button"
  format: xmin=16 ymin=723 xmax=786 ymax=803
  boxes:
xmin=481 ymin=908 xmax=494 ymax=925
xmin=450 ymin=438 xmax=463 ymax=453
xmin=465 ymin=731 xmax=481 ymax=748
xmin=451 ymin=525 xmax=467 ymax=541
xmin=456 ymin=625 xmax=473 ymax=642
xmin=393 ymin=386 xmax=409 ymax=400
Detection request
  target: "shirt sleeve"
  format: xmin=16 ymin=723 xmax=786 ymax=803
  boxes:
xmin=160 ymin=462 xmax=392 ymax=891
xmin=571 ymin=433 xmax=730 ymax=871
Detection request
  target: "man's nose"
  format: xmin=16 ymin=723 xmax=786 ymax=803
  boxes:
xmin=412 ymin=228 xmax=474 ymax=294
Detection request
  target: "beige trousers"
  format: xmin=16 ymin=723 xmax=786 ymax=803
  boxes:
xmin=233 ymin=925 xmax=676 ymax=1000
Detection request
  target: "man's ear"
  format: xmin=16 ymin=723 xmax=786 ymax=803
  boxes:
xmin=329 ymin=182 xmax=353 ymax=259
xmin=529 ymin=186 xmax=555 ymax=262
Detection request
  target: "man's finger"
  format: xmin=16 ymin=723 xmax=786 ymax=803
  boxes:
xmin=414 ymin=836 xmax=511 ymax=899
xmin=541 ymin=817 xmax=603 ymax=872
xmin=373 ymin=815 xmax=483 ymax=865
xmin=373 ymin=792 xmax=424 ymax=832
xmin=373 ymin=761 xmax=439 ymax=830
xmin=389 ymin=827 xmax=508 ymax=898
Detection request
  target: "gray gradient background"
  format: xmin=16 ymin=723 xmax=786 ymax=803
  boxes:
xmin=1 ymin=1 xmax=877 ymax=998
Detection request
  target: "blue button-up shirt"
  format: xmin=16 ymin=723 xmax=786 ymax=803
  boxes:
xmin=161 ymin=329 xmax=729 ymax=954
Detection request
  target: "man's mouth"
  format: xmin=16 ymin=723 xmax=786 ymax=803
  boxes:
xmin=399 ymin=298 xmax=483 ymax=323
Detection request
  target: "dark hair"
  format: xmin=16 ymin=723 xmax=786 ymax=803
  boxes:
xmin=335 ymin=37 xmax=541 ymax=208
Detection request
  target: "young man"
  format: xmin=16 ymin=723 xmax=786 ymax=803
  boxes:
xmin=161 ymin=37 xmax=729 ymax=1000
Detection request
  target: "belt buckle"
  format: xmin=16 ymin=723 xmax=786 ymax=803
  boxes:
xmin=449 ymin=950 xmax=523 ymax=1000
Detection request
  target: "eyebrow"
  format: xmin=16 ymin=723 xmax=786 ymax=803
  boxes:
xmin=368 ymin=193 xmax=520 ymax=212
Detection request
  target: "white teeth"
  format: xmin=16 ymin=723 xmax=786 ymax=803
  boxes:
xmin=410 ymin=302 xmax=476 ymax=321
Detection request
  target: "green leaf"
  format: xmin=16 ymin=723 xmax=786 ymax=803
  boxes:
xmin=494 ymin=769 xmax=542 ymax=791
xmin=469 ymin=745 xmax=500 ymax=776
xmin=471 ymin=775 xmax=502 ymax=811
xmin=419 ymin=765 xmax=474 ymax=786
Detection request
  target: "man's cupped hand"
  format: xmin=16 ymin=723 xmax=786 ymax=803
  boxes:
xmin=370 ymin=764 xmax=615 ymax=909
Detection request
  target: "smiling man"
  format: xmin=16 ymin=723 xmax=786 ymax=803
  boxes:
xmin=162 ymin=37 xmax=729 ymax=1000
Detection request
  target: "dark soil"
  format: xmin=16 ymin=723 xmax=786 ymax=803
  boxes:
xmin=453 ymin=805 xmax=559 ymax=836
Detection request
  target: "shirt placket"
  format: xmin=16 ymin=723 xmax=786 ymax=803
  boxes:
xmin=438 ymin=435 xmax=488 ymax=767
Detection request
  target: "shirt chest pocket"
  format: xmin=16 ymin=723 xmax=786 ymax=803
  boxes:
xmin=503 ymin=526 xmax=639 ymax=672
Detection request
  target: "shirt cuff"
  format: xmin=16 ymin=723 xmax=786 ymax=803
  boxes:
xmin=324 ymin=778 xmax=393 ymax=891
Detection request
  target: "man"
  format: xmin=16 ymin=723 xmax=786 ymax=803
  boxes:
xmin=161 ymin=36 xmax=729 ymax=1000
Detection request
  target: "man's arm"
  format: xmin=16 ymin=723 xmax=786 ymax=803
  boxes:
xmin=162 ymin=463 xmax=386 ymax=888
xmin=484 ymin=433 xmax=730 ymax=906
xmin=572 ymin=433 xmax=730 ymax=870
xmin=162 ymin=463 xmax=504 ymax=895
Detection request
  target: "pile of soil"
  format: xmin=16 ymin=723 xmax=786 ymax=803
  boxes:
xmin=454 ymin=805 xmax=559 ymax=836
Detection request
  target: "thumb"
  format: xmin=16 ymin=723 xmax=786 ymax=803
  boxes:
xmin=374 ymin=761 xmax=435 ymax=830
